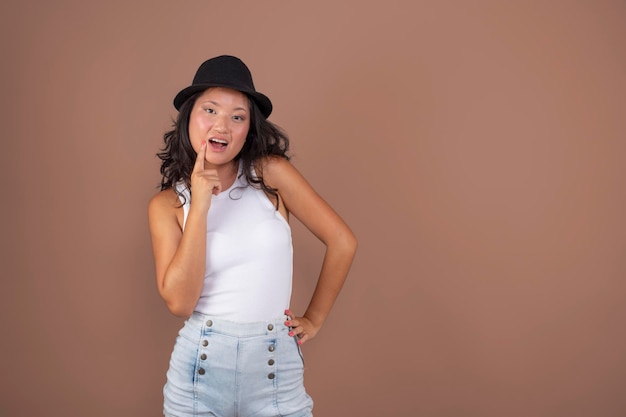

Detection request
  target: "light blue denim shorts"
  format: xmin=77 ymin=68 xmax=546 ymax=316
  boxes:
xmin=163 ymin=312 xmax=313 ymax=417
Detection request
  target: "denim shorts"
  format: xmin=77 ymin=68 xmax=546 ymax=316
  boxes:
xmin=163 ymin=312 xmax=314 ymax=417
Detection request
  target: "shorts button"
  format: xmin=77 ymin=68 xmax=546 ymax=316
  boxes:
xmin=268 ymin=359 xmax=275 ymax=366
xmin=198 ymin=368 xmax=205 ymax=375
xmin=202 ymin=340 xmax=209 ymax=347
xmin=206 ymin=320 xmax=213 ymax=327
xmin=268 ymin=345 xmax=275 ymax=352
xmin=267 ymin=324 xmax=274 ymax=331
xmin=200 ymin=354 xmax=207 ymax=360
xmin=268 ymin=372 xmax=275 ymax=379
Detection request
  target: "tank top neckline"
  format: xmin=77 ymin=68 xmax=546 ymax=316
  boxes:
xmin=211 ymin=160 xmax=245 ymax=201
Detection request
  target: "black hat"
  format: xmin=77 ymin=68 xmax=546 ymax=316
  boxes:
xmin=173 ymin=55 xmax=272 ymax=118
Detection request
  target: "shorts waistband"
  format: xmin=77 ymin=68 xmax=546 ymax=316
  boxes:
xmin=187 ymin=312 xmax=289 ymax=337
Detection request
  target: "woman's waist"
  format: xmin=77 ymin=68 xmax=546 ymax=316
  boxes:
xmin=185 ymin=311 xmax=291 ymax=338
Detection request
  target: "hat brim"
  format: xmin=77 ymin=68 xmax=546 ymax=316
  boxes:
xmin=173 ymin=84 xmax=273 ymax=119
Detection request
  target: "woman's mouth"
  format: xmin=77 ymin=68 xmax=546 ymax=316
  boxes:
xmin=208 ymin=138 xmax=228 ymax=150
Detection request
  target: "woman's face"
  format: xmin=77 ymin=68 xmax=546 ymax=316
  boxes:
xmin=188 ymin=87 xmax=250 ymax=170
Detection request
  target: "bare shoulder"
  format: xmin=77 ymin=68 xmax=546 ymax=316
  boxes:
xmin=148 ymin=188 xmax=184 ymax=229
xmin=257 ymin=156 xmax=325 ymax=216
xmin=149 ymin=188 xmax=180 ymax=211
xmin=257 ymin=156 xmax=304 ymax=190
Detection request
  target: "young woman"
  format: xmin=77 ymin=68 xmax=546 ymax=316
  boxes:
xmin=148 ymin=55 xmax=357 ymax=417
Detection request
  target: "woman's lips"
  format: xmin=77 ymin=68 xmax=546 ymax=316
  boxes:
xmin=208 ymin=138 xmax=227 ymax=151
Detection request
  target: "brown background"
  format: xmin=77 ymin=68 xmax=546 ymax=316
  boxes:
xmin=1 ymin=1 xmax=625 ymax=416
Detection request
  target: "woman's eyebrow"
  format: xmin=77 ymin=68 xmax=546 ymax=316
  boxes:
xmin=201 ymin=100 xmax=248 ymax=112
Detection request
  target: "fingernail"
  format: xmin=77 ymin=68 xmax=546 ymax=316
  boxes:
xmin=297 ymin=340 xmax=303 ymax=345
xmin=285 ymin=321 xmax=290 ymax=326
xmin=288 ymin=332 xmax=294 ymax=337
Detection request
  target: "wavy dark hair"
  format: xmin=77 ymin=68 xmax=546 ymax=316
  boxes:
xmin=157 ymin=90 xmax=290 ymax=207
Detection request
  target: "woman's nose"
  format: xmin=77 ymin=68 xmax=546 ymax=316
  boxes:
xmin=213 ymin=116 xmax=229 ymax=133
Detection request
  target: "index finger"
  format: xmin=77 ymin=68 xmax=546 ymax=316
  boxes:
xmin=193 ymin=141 xmax=206 ymax=173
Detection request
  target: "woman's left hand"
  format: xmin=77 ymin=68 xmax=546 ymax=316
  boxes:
xmin=284 ymin=309 xmax=320 ymax=345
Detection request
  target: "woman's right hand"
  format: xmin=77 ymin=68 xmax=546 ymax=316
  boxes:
xmin=190 ymin=141 xmax=221 ymax=211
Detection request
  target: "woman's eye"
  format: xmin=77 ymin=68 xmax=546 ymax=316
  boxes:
xmin=204 ymin=108 xmax=215 ymax=114
xmin=233 ymin=115 xmax=246 ymax=122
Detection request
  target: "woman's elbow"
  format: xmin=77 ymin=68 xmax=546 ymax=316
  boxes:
xmin=165 ymin=300 xmax=194 ymax=318
xmin=159 ymin=288 xmax=195 ymax=317
xmin=339 ymin=229 xmax=358 ymax=257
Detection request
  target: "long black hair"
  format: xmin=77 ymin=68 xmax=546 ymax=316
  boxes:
xmin=157 ymin=90 xmax=290 ymax=205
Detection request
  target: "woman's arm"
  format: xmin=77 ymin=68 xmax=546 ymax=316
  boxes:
xmin=148 ymin=141 xmax=222 ymax=317
xmin=263 ymin=157 xmax=358 ymax=345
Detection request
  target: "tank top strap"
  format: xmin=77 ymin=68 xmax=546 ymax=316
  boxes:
xmin=174 ymin=182 xmax=191 ymax=230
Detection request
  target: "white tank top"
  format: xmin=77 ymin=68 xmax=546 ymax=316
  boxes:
xmin=175 ymin=162 xmax=293 ymax=322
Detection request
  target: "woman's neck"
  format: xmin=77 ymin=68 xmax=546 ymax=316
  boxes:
xmin=214 ymin=160 xmax=239 ymax=190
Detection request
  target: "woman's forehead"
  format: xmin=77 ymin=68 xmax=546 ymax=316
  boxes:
xmin=197 ymin=87 xmax=249 ymax=106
